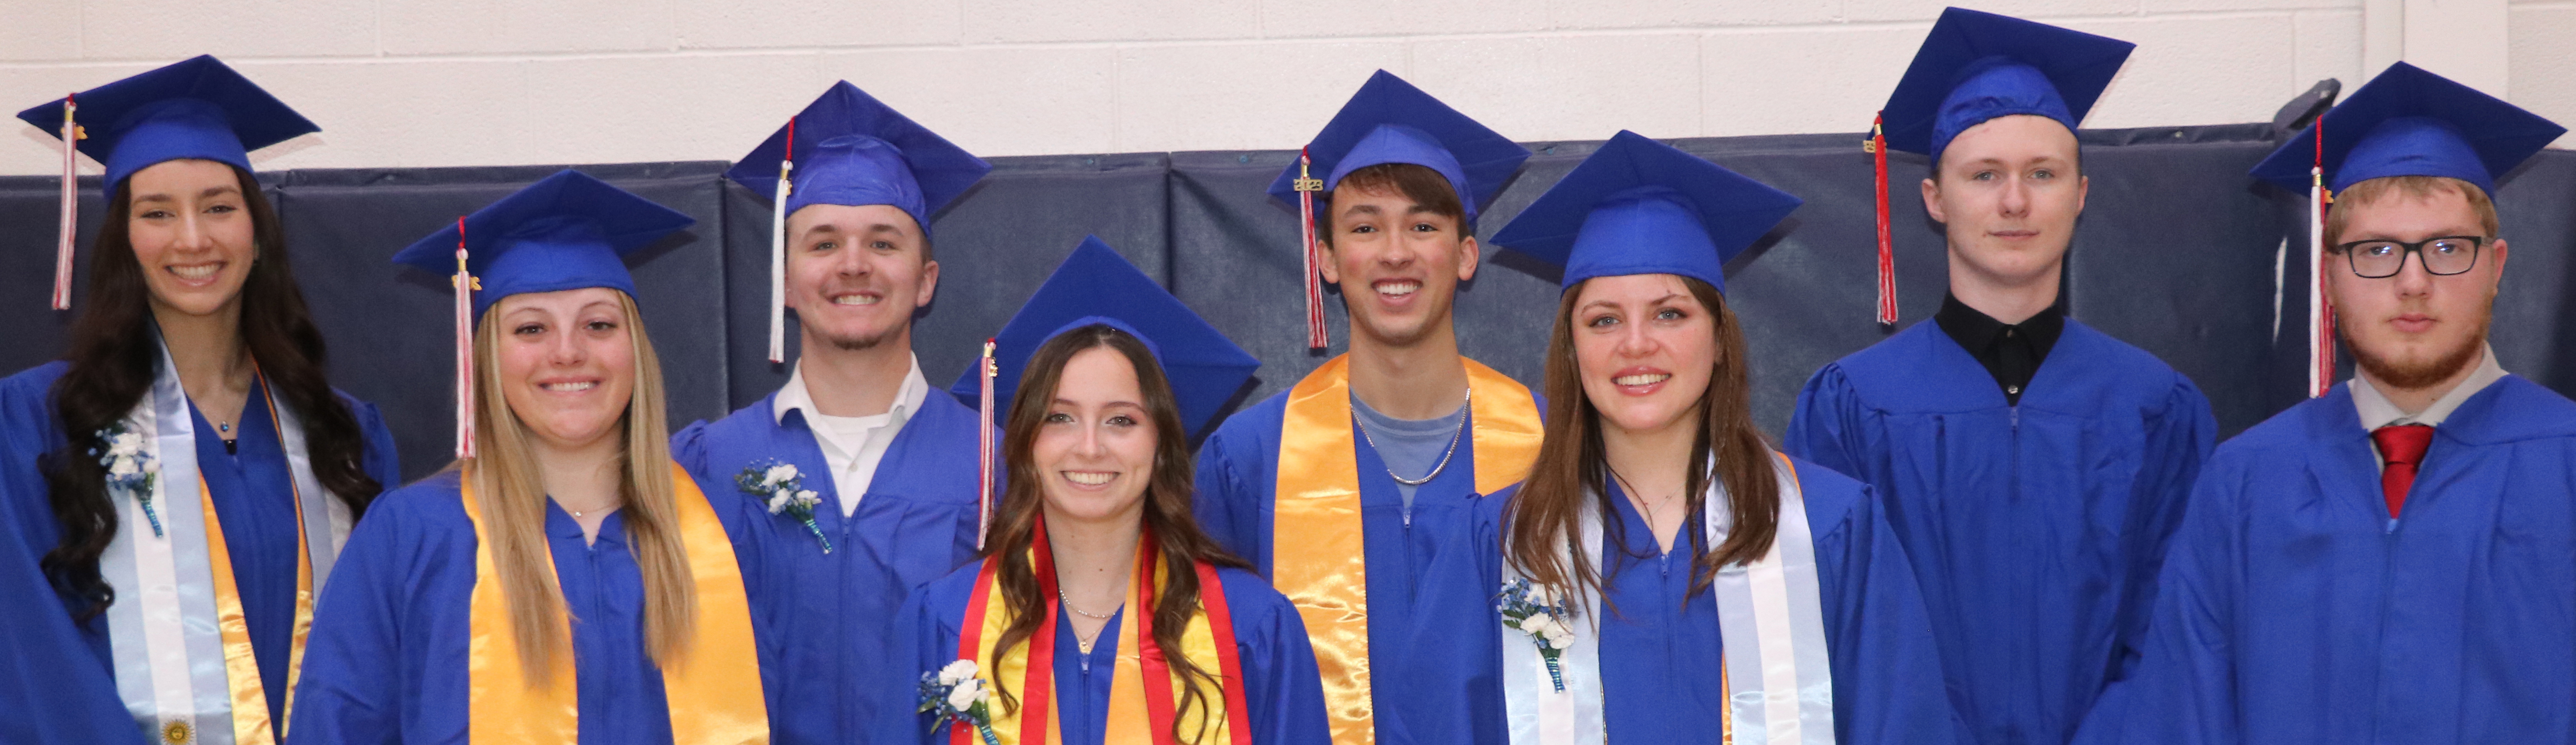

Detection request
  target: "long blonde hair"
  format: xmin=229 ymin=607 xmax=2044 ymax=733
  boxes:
xmin=459 ymin=291 xmax=696 ymax=686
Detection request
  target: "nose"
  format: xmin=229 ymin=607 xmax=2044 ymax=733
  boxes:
xmin=171 ymin=209 xmax=215 ymax=254
xmin=2389 ymin=248 xmax=2436 ymax=296
xmin=1615 ymin=318 xmax=1658 ymax=358
xmin=1997 ymin=175 xmax=2031 ymax=216
xmin=546 ymin=327 xmax=590 ymax=367
xmin=1073 ymin=419 xmax=1110 ymax=458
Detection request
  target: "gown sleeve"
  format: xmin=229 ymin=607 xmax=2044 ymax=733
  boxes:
xmin=0 ymin=481 xmax=144 ymax=745
xmin=1224 ymin=572 xmax=1331 ymax=745
xmin=1192 ymin=431 xmax=1261 ymax=566
xmin=1784 ymin=364 xmax=1869 ymax=482
xmin=1818 ymin=482 xmax=1964 ymax=745
xmin=2107 ymin=380 xmax=2218 ymax=682
xmin=348 ymin=395 xmax=404 ymax=496
xmin=2073 ymin=456 xmax=2249 ymax=745
xmin=285 ymin=488 xmax=421 ymax=745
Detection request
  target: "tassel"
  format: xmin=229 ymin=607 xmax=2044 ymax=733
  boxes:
xmin=454 ymin=217 xmax=477 ymax=459
xmin=1294 ymin=148 xmax=1329 ymax=349
xmin=975 ymin=339 xmax=997 ymax=551
xmin=1869 ymin=113 xmax=1897 ymax=325
xmin=769 ymin=117 xmax=795 ymax=365
xmin=2308 ymin=118 xmax=2335 ymax=398
xmin=54 ymin=93 xmax=80 ymax=311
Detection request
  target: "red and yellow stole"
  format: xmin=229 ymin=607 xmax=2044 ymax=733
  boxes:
xmin=1270 ymin=355 xmax=1544 ymax=744
xmin=461 ymin=462 xmax=768 ymax=745
xmin=954 ymin=521 xmax=1253 ymax=745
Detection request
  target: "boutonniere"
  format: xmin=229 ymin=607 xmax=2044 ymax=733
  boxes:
xmin=1498 ymin=578 xmax=1577 ymax=692
xmin=919 ymin=659 xmax=1001 ymax=745
xmin=92 ymin=422 xmax=162 ymax=537
xmin=736 ymin=460 xmax=831 ymax=553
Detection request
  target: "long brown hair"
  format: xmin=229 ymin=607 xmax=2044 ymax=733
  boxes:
xmin=455 ymin=291 xmax=696 ymax=686
xmin=40 ymin=166 xmax=382 ymax=620
xmin=1502 ymin=276 xmax=1780 ymax=609
xmin=982 ymin=324 xmax=1250 ymax=743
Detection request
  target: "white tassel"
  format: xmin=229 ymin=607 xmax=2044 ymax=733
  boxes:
xmin=769 ymin=160 xmax=792 ymax=365
xmin=54 ymin=95 xmax=79 ymax=311
xmin=2308 ymin=167 xmax=2330 ymax=399
xmin=454 ymin=219 xmax=477 ymax=459
xmin=976 ymin=340 xmax=997 ymax=551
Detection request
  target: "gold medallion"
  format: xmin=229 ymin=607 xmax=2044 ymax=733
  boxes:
xmin=160 ymin=719 xmax=193 ymax=745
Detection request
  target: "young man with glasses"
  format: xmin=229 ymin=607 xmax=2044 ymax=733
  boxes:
xmin=2075 ymin=63 xmax=2574 ymax=744
xmin=1786 ymin=10 xmax=2217 ymax=745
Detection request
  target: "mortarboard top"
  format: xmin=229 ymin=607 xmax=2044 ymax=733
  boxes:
xmin=949 ymin=236 xmax=1259 ymax=440
xmin=1491 ymin=131 xmax=1803 ymax=293
xmin=1880 ymin=8 xmax=2134 ymax=164
xmin=1266 ymin=70 xmax=1530 ymax=221
xmin=2251 ymin=61 xmax=2565 ymax=196
xmin=726 ymin=81 xmax=991 ymax=234
xmin=390 ymin=169 xmax=695 ymax=319
xmin=16 ymin=54 xmax=319 ymax=189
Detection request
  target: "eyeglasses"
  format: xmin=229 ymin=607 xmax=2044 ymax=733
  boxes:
xmin=2332 ymin=236 xmax=2488 ymax=279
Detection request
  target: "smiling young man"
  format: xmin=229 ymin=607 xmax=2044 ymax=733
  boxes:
xmin=669 ymin=81 xmax=991 ymax=745
xmin=2075 ymin=63 xmax=2574 ymax=745
xmin=1190 ymin=70 xmax=1541 ymax=745
xmin=1784 ymin=10 xmax=2218 ymax=745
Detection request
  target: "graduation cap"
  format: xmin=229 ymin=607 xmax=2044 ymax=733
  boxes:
xmin=2249 ymin=62 xmax=2565 ymax=399
xmin=727 ymin=81 xmax=992 ymax=364
xmin=1266 ymin=70 xmax=1532 ymax=349
xmin=2252 ymin=61 xmax=2564 ymax=197
xmin=1861 ymin=8 xmax=2133 ymax=324
xmin=17 ymin=55 xmax=320 ymax=311
xmin=949 ymin=236 xmax=1260 ymax=442
xmin=389 ymin=169 xmax=695 ymax=459
xmin=1491 ymin=130 xmax=1803 ymax=293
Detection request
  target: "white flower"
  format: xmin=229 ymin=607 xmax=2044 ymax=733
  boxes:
xmin=938 ymin=659 xmax=978 ymax=686
xmin=766 ymin=493 xmax=791 ymax=514
xmin=1521 ymin=615 xmax=1558 ymax=640
xmin=946 ymin=677 xmax=983 ymax=711
xmin=794 ymin=490 xmax=820 ymax=507
xmin=763 ymin=464 xmax=798 ymax=487
xmin=108 ymin=457 xmax=140 ymax=478
xmin=1542 ymin=621 xmax=1575 ymax=648
xmin=109 ymin=433 xmax=145 ymax=457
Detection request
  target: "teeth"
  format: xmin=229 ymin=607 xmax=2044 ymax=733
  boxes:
xmin=542 ymin=381 xmax=597 ymax=392
xmin=831 ymin=294 xmax=881 ymax=306
xmin=1376 ymin=281 xmax=1419 ymax=297
xmin=170 ymin=265 xmax=219 ymax=280
xmin=1613 ymin=373 xmax=1670 ymax=386
xmin=1063 ymin=471 xmax=1114 ymax=486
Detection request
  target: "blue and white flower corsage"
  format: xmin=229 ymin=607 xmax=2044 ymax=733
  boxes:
xmin=92 ymin=422 xmax=162 ymax=537
xmin=919 ymin=658 xmax=1001 ymax=745
xmin=1499 ymin=577 xmax=1578 ymax=692
xmin=736 ymin=460 xmax=831 ymax=553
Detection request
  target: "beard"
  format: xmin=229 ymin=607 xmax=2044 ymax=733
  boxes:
xmin=819 ymin=325 xmax=898 ymax=352
xmin=2343 ymin=308 xmax=2490 ymax=391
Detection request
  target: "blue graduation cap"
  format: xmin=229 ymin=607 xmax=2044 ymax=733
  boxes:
xmin=1880 ymin=8 xmax=2134 ymax=163
xmin=727 ymin=81 xmax=991 ymax=232
xmin=1266 ymin=70 xmax=1530 ymax=220
xmin=17 ymin=54 xmax=319 ymax=189
xmin=949 ymin=236 xmax=1260 ymax=440
xmin=2251 ymin=62 xmax=2565 ymax=196
xmin=389 ymin=169 xmax=695 ymax=319
xmin=1491 ymin=131 xmax=1803 ymax=293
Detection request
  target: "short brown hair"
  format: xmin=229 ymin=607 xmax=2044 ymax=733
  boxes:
xmin=1319 ymin=162 xmax=1470 ymax=246
xmin=2325 ymin=175 xmax=2500 ymax=248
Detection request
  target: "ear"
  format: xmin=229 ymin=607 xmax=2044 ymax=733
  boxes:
xmin=2075 ymin=173 xmax=2089 ymax=214
xmin=1316 ymin=232 xmax=1343 ymax=285
xmin=2489 ymin=238 xmax=2509 ymax=293
xmin=1921 ymin=177 xmax=1947 ymax=224
xmin=916 ymin=258 xmax=940 ymax=308
xmin=1455 ymin=236 xmax=1480 ymax=282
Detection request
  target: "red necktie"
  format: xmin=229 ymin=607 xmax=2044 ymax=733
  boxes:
xmin=2371 ymin=424 xmax=2436 ymax=517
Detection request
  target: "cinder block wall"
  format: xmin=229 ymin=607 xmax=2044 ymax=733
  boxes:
xmin=4 ymin=0 xmax=2568 ymax=175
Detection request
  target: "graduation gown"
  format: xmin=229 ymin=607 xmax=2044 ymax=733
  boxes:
xmin=1472 ymin=456 xmax=1957 ymax=744
xmin=1787 ymin=319 xmax=2214 ymax=745
xmin=885 ymin=558 xmax=1332 ymax=745
xmin=286 ymin=470 xmax=767 ymax=745
xmin=671 ymin=388 xmax=992 ymax=745
xmin=2074 ymin=376 xmax=2576 ymax=745
xmin=0 ymin=360 xmax=401 ymax=742
xmin=1192 ymin=372 xmax=1540 ymax=745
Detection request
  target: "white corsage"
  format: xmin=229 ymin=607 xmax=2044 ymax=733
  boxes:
xmin=919 ymin=659 xmax=1000 ymax=745
xmin=1498 ymin=577 xmax=1577 ymax=691
xmin=91 ymin=422 xmax=161 ymax=537
xmin=736 ymin=459 xmax=830 ymax=553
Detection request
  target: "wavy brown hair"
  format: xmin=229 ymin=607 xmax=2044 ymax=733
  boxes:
xmin=39 ymin=166 xmax=382 ymax=621
xmin=982 ymin=324 xmax=1250 ymax=743
xmin=1502 ymin=276 xmax=1780 ymax=610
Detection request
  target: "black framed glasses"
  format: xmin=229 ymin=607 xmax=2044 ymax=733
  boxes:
xmin=2332 ymin=236 xmax=2488 ymax=279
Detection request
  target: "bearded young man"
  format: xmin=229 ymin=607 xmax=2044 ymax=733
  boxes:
xmin=2074 ymin=62 xmax=2575 ymax=745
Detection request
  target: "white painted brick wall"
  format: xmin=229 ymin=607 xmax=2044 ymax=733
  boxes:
xmin=3 ymin=0 xmax=2564 ymax=177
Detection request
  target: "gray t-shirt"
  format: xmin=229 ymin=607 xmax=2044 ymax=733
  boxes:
xmin=1352 ymin=394 xmax=1468 ymax=512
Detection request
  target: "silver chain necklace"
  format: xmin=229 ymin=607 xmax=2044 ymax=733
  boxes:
xmin=1353 ymin=387 xmax=1472 ymax=487
xmin=1058 ymin=586 xmax=1118 ymax=620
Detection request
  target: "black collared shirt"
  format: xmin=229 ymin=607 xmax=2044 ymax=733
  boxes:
xmin=1934 ymin=293 xmax=2066 ymax=406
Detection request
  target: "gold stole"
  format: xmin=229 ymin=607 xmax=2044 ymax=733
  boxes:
xmin=194 ymin=470 xmax=311 ymax=745
xmin=960 ymin=529 xmax=1251 ymax=745
xmin=1269 ymin=355 xmax=1545 ymax=744
xmin=462 ymin=462 xmax=769 ymax=745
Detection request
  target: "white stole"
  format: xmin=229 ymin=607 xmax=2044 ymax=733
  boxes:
xmin=1503 ymin=451 xmax=1837 ymax=745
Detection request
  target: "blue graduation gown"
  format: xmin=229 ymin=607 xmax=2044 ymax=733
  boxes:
xmin=671 ymin=389 xmax=992 ymax=745
xmin=287 ymin=470 xmax=765 ymax=745
xmin=1472 ymin=457 xmax=1957 ymax=744
xmin=883 ymin=558 xmax=1332 ymax=745
xmin=2074 ymin=376 xmax=2576 ymax=745
xmin=0 ymin=361 xmax=401 ymax=742
xmin=1193 ymin=390 xmax=1530 ymax=745
xmin=1787 ymin=319 xmax=2214 ymax=745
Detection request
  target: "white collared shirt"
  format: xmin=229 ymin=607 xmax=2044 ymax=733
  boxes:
xmin=2350 ymin=342 xmax=2507 ymax=467
xmin=774 ymin=354 xmax=930 ymax=518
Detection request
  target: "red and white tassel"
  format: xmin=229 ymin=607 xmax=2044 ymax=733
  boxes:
xmin=975 ymin=339 xmax=997 ymax=551
xmin=54 ymin=94 xmax=80 ymax=311
xmin=1869 ymin=113 xmax=1896 ymax=325
xmin=454 ymin=217 xmax=478 ymax=459
xmin=2308 ymin=128 xmax=2335 ymax=398
xmin=1295 ymin=148 xmax=1329 ymax=349
xmin=768 ymin=117 xmax=795 ymax=365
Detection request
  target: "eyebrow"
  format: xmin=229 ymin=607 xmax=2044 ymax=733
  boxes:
xmin=130 ymin=184 xmax=243 ymax=205
xmin=1579 ymin=293 xmax=1689 ymax=313
xmin=1053 ymin=398 xmax=1146 ymax=410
